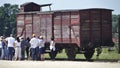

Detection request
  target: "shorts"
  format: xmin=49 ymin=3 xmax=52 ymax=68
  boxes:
xmin=39 ymin=47 xmax=45 ymax=54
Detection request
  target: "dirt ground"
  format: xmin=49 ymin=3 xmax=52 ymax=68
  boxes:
xmin=0 ymin=60 xmax=120 ymax=68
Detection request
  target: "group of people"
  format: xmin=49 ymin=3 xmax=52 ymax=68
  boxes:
xmin=0 ymin=34 xmax=56 ymax=61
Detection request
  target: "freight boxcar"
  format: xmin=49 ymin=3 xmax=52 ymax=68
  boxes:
xmin=16 ymin=2 xmax=114 ymax=60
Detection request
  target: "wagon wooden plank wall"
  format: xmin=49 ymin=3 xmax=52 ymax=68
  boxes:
xmin=16 ymin=2 xmax=114 ymax=60
xmin=80 ymin=9 xmax=113 ymax=47
xmin=17 ymin=9 xmax=113 ymax=45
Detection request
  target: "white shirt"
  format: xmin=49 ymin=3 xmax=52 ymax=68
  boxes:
xmin=14 ymin=41 xmax=21 ymax=47
xmin=30 ymin=37 xmax=39 ymax=48
xmin=0 ymin=41 xmax=2 ymax=48
xmin=38 ymin=39 xmax=45 ymax=48
xmin=6 ymin=37 xmax=15 ymax=47
xmin=50 ymin=41 xmax=55 ymax=51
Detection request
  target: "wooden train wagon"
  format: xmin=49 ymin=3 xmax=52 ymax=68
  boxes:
xmin=16 ymin=8 xmax=114 ymax=60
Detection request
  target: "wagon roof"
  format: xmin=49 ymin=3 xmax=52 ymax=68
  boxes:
xmin=20 ymin=2 xmax=51 ymax=7
xmin=17 ymin=11 xmax=54 ymax=15
xmin=17 ymin=8 xmax=113 ymax=14
xmin=51 ymin=8 xmax=113 ymax=12
xmin=20 ymin=2 xmax=40 ymax=7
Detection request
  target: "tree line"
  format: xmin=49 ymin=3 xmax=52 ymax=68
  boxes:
xmin=0 ymin=3 xmax=19 ymax=37
xmin=0 ymin=3 xmax=120 ymax=37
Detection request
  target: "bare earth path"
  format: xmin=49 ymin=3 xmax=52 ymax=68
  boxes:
xmin=0 ymin=60 xmax=120 ymax=68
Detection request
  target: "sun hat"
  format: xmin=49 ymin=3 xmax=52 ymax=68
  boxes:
xmin=39 ymin=36 xmax=43 ymax=39
xmin=32 ymin=34 xmax=36 ymax=37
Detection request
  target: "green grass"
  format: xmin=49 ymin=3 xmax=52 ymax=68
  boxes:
xmin=44 ymin=47 xmax=120 ymax=60
xmin=92 ymin=48 xmax=120 ymax=60
xmin=44 ymin=50 xmax=67 ymax=59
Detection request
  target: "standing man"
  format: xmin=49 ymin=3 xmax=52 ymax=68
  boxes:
xmin=5 ymin=34 xmax=15 ymax=60
xmin=25 ymin=37 xmax=30 ymax=60
xmin=30 ymin=34 xmax=39 ymax=60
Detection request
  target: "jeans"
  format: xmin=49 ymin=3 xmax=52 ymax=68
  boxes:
xmin=0 ymin=48 xmax=2 ymax=58
xmin=8 ymin=47 xmax=14 ymax=60
xmin=50 ymin=49 xmax=56 ymax=60
xmin=30 ymin=47 xmax=39 ymax=60
xmin=21 ymin=48 xmax=25 ymax=60
xmin=25 ymin=46 xmax=30 ymax=59
xmin=1 ymin=47 xmax=7 ymax=59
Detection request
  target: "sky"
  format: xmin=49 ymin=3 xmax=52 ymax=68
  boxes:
xmin=0 ymin=0 xmax=120 ymax=14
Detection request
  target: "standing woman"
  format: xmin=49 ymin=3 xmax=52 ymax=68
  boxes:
xmin=1 ymin=36 xmax=8 ymax=60
xmin=49 ymin=37 xmax=56 ymax=60
xmin=38 ymin=36 xmax=45 ymax=61
xmin=14 ymin=36 xmax=21 ymax=60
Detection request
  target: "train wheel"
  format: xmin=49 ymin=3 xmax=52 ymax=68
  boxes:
xmin=65 ymin=47 xmax=76 ymax=60
xmin=84 ymin=49 xmax=94 ymax=60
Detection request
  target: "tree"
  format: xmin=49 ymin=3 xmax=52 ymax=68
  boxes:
xmin=0 ymin=6 xmax=4 ymax=36
xmin=0 ymin=3 xmax=19 ymax=36
xmin=112 ymin=14 xmax=119 ymax=33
